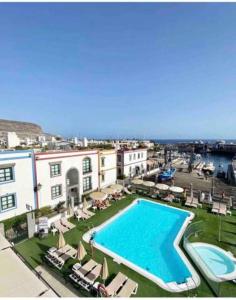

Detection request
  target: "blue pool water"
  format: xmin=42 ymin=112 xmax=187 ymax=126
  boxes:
xmin=192 ymin=245 xmax=235 ymax=276
xmin=93 ymin=199 xmax=192 ymax=284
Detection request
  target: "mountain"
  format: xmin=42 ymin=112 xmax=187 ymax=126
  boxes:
xmin=0 ymin=119 xmax=43 ymax=138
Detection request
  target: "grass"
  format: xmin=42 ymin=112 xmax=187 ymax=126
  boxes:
xmin=15 ymin=195 xmax=236 ymax=297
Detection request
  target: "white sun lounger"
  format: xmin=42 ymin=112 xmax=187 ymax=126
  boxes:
xmin=61 ymin=217 xmax=76 ymax=230
xmin=79 ymin=263 xmax=102 ymax=288
xmin=74 ymin=259 xmax=97 ymax=279
xmin=82 ymin=208 xmax=95 ymax=217
xmin=75 ymin=209 xmax=90 ymax=220
xmin=52 ymin=220 xmax=68 ymax=233
xmin=105 ymin=272 xmax=127 ymax=297
xmin=117 ymin=278 xmax=138 ymax=297
xmin=211 ymin=201 xmax=220 ymax=214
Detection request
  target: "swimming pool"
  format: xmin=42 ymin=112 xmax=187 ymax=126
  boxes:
xmin=84 ymin=199 xmax=200 ymax=292
xmin=187 ymin=242 xmax=236 ymax=282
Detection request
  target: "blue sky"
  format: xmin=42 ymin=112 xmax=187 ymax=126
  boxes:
xmin=0 ymin=3 xmax=236 ymax=139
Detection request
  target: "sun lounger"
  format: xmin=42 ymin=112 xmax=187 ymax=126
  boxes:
xmin=61 ymin=217 xmax=76 ymax=230
xmin=124 ymin=187 xmax=133 ymax=195
xmin=105 ymin=272 xmax=127 ymax=296
xmin=52 ymin=220 xmax=68 ymax=233
xmin=219 ymin=203 xmax=227 ymax=216
xmin=48 ymin=244 xmax=71 ymax=257
xmin=163 ymin=194 xmax=174 ymax=203
xmin=185 ymin=196 xmax=199 ymax=208
xmin=46 ymin=244 xmax=77 ymax=269
xmin=211 ymin=201 xmax=220 ymax=214
xmin=117 ymin=278 xmax=138 ymax=297
xmin=74 ymin=259 xmax=97 ymax=279
xmin=75 ymin=209 xmax=90 ymax=220
xmin=82 ymin=263 xmax=102 ymax=285
xmin=82 ymin=209 xmax=95 ymax=217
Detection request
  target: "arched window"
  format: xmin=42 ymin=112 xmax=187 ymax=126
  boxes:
xmin=83 ymin=157 xmax=92 ymax=174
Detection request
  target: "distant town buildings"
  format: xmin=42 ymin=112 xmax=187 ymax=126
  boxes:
xmin=6 ymin=132 xmax=20 ymax=148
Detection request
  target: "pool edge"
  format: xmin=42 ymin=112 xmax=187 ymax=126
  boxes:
xmin=83 ymin=198 xmax=201 ymax=293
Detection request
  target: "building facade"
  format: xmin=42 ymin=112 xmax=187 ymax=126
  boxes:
xmin=0 ymin=150 xmax=36 ymax=221
xmin=98 ymin=149 xmax=117 ymax=189
xmin=34 ymin=150 xmax=99 ymax=208
xmin=117 ymin=148 xmax=147 ymax=178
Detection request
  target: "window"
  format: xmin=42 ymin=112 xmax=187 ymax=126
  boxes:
xmin=101 ymin=157 xmax=105 ymax=167
xmin=141 ymin=152 xmax=144 ymax=158
xmin=133 ymin=154 xmax=136 ymax=160
xmin=117 ymin=155 xmax=121 ymax=163
xmin=101 ymin=174 xmax=105 ymax=182
xmin=83 ymin=158 xmax=92 ymax=174
xmin=83 ymin=176 xmax=92 ymax=192
xmin=138 ymin=153 xmax=140 ymax=159
xmin=0 ymin=194 xmax=16 ymax=211
xmin=0 ymin=167 xmax=14 ymax=183
xmin=51 ymin=185 xmax=62 ymax=199
xmin=129 ymin=154 xmax=132 ymax=161
xmin=50 ymin=164 xmax=61 ymax=177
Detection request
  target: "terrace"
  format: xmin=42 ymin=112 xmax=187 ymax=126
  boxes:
xmin=15 ymin=194 xmax=236 ymax=297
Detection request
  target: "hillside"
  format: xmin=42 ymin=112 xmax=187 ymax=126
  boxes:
xmin=0 ymin=119 xmax=43 ymax=138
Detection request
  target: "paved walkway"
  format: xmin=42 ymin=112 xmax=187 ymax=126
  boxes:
xmin=35 ymin=265 xmax=80 ymax=297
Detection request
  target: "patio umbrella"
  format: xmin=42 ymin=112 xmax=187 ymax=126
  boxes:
xmin=155 ymin=183 xmax=169 ymax=191
xmin=169 ymin=186 xmax=184 ymax=193
xmin=131 ymin=179 xmax=143 ymax=185
xmin=77 ymin=241 xmax=87 ymax=262
xmin=90 ymin=191 xmax=107 ymax=202
xmin=67 ymin=203 xmax=74 ymax=216
xmin=101 ymin=257 xmax=109 ymax=283
xmin=101 ymin=187 xmax=116 ymax=195
xmin=208 ymin=192 xmax=212 ymax=204
xmin=110 ymin=184 xmax=123 ymax=192
xmin=190 ymin=183 xmax=193 ymax=199
xmin=57 ymin=231 xmax=66 ymax=249
xmin=143 ymin=181 xmax=155 ymax=187
xmin=83 ymin=198 xmax=88 ymax=210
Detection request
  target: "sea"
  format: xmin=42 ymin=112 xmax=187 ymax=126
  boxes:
xmin=153 ymin=139 xmax=236 ymax=174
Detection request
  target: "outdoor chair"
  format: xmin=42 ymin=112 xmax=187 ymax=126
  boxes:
xmin=117 ymin=278 xmax=138 ymax=297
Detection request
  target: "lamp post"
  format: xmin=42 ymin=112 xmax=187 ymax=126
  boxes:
xmin=218 ymin=214 xmax=222 ymax=242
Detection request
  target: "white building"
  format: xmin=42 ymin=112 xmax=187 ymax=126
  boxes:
xmin=6 ymin=132 xmax=20 ymax=148
xmin=0 ymin=150 xmax=36 ymax=221
xmin=98 ymin=149 xmax=117 ymax=189
xmin=82 ymin=137 xmax=88 ymax=148
xmin=117 ymin=148 xmax=147 ymax=178
xmin=35 ymin=150 xmax=99 ymax=208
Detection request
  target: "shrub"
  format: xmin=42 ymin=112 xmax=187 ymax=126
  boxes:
xmin=35 ymin=206 xmax=53 ymax=218
xmin=3 ymin=213 xmax=27 ymax=231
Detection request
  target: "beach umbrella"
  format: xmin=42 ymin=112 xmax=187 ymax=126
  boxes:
xmin=132 ymin=179 xmax=143 ymax=185
xmin=101 ymin=257 xmax=109 ymax=282
xmin=169 ymin=186 xmax=184 ymax=193
xmin=83 ymin=198 xmax=88 ymax=210
xmin=57 ymin=231 xmax=66 ymax=249
xmin=110 ymin=184 xmax=123 ymax=192
xmin=143 ymin=181 xmax=155 ymax=187
xmin=155 ymin=183 xmax=169 ymax=191
xmin=90 ymin=191 xmax=107 ymax=202
xmin=101 ymin=187 xmax=116 ymax=195
xmin=77 ymin=241 xmax=87 ymax=262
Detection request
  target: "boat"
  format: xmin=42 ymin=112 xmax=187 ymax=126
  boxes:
xmin=202 ymin=162 xmax=215 ymax=174
xmin=158 ymin=168 xmax=176 ymax=181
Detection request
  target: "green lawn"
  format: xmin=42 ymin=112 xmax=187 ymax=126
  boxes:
xmin=15 ymin=195 xmax=236 ymax=297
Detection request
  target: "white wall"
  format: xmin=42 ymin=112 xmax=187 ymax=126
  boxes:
xmin=118 ymin=149 xmax=147 ymax=177
xmin=99 ymin=150 xmax=117 ymax=188
xmin=0 ymin=151 xmax=35 ymax=221
xmin=35 ymin=150 xmax=99 ymax=208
